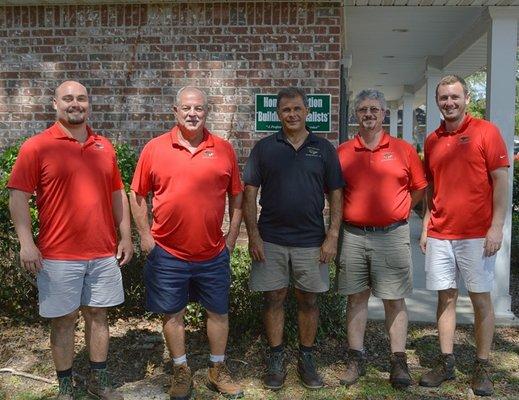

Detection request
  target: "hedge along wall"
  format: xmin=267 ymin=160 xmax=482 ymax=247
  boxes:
xmin=0 ymin=2 xmax=342 ymax=167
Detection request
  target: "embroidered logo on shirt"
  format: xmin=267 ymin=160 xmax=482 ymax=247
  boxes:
xmin=93 ymin=142 xmax=105 ymax=150
xmin=305 ymin=147 xmax=322 ymax=158
xmin=203 ymin=149 xmax=215 ymax=158
xmin=381 ymin=152 xmax=395 ymax=161
xmin=458 ymin=136 xmax=470 ymax=145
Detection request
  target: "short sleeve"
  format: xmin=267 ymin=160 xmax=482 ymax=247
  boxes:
xmin=130 ymin=143 xmax=153 ymax=196
xmin=483 ymin=124 xmax=510 ymax=171
xmin=323 ymin=140 xmax=345 ymax=192
xmin=242 ymin=141 xmax=262 ymax=187
xmin=407 ymin=145 xmax=428 ymax=190
xmin=7 ymin=139 xmax=39 ymax=194
xmin=226 ymin=142 xmax=243 ymax=195
xmin=106 ymin=140 xmax=124 ymax=191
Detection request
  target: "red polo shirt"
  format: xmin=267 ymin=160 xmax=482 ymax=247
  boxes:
xmin=424 ymin=114 xmax=509 ymax=239
xmin=131 ymin=126 xmax=243 ymax=261
xmin=8 ymin=123 xmax=124 ymax=260
xmin=338 ymin=131 xmax=427 ymax=226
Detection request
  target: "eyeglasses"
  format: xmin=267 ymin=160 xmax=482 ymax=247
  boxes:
xmin=356 ymin=107 xmax=381 ymax=114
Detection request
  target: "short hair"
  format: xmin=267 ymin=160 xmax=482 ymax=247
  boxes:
xmin=354 ymin=89 xmax=387 ymax=112
xmin=435 ymin=75 xmax=469 ymax=98
xmin=276 ymin=87 xmax=309 ymax=109
xmin=175 ymin=86 xmax=208 ymax=109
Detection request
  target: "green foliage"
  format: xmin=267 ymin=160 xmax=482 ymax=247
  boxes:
xmin=114 ymin=141 xmax=138 ymax=193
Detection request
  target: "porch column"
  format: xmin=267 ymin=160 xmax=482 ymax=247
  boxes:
xmin=402 ymin=87 xmax=414 ymax=144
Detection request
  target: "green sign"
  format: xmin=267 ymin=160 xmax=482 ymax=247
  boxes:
xmin=255 ymin=94 xmax=331 ymax=133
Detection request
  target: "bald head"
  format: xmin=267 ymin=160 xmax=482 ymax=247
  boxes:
xmin=55 ymin=80 xmax=88 ymax=99
xmin=53 ymin=81 xmax=89 ymax=127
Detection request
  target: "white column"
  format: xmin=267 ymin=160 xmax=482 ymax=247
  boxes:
xmin=486 ymin=8 xmax=518 ymax=319
xmin=402 ymin=89 xmax=414 ymax=145
xmin=388 ymin=101 xmax=398 ymax=137
xmin=425 ymin=62 xmax=442 ymax=139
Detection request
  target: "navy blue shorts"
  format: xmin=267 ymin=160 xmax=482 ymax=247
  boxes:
xmin=144 ymin=245 xmax=231 ymax=315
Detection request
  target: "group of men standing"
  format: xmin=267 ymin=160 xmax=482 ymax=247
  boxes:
xmin=7 ymin=75 xmax=509 ymax=399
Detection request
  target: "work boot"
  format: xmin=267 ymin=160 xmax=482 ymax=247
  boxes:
xmin=86 ymin=369 xmax=123 ymax=400
xmin=263 ymin=349 xmax=287 ymax=390
xmin=419 ymin=353 xmax=455 ymax=387
xmin=339 ymin=349 xmax=366 ymax=386
xmin=389 ymin=352 xmax=411 ymax=389
xmin=56 ymin=375 xmax=74 ymax=400
xmin=169 ymin=363 xmax=192 ymax=400
xmin=297 ymin=350 xmax=324 ymax=389
xmin=471 ymin=358 xmax=494 ymax=396
xmin=207 ymin=361 xmax=243 ymax=398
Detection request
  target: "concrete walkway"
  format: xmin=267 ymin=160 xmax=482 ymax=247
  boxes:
xmin=367 ymin=212 xmax=519 ymax=325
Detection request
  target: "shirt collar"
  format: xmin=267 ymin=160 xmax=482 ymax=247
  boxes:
xmin=353 ymin=130 xmax=390 ymax=151
xmin=49 ymin=122 xmax=98 ymax=144
xmin=170 ymin=126 xmax=214 ymax=150
xmin=275 ymin=126 xmax=318 ymax=146
xmin=436 ymin=114 xmax=472 ymax=136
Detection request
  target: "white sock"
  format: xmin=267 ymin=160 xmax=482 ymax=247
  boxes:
xmin=209 ymin=354 xmax=225 ymax=363
xmin=173 ymin=354 xmax=187 ymax=365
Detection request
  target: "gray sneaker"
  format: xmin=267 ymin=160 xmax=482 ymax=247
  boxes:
xmin=56 ymin=375 xmax=74 ymax=400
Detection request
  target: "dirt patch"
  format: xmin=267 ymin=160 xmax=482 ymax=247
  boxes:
xmin=1 ymin=317 xmax=518 ymax=400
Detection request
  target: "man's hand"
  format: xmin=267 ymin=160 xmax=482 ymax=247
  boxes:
xmin=139 ymin=231 xmax=156 ymax=254
xmin=248 ymin=233 xmax=265 ymax=262
xmin=116 ymin=237 xmax=134 ymax=266
xmin=320 ymin=234 xmax=338 ymax=263
xmin=20 ymin=243 xmax=42 ymax=275
xmin=419 ymin=229 xmax=427 ymax=254
xmin=484 ymin=225 xmax=503 ymax=257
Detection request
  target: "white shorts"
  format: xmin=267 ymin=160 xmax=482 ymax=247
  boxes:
xmin=424 ymin=238 xmax=496 ymax=293
xmin=37 ymin=256 xmax=124 ymax=318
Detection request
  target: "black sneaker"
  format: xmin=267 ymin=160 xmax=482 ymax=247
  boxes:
xmin=263 ymin=350 xmax=287 ymax=390
xmin=297 ymin=351 xmax=324 ymax=389
xmin=419 ymin=353 xmax=455 ymax=387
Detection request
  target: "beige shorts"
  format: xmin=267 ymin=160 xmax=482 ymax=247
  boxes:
xmin=249 ymin=241 xmax=329 ymax=293
xmin=337 ymin=224 xmax=413 ymax=299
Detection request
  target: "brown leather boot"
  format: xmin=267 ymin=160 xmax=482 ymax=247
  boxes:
xmin=207 ymin=361 xmax=243 ymax=398
xmin=419 ymin=353 xmax=455 ymax=387
xmin=86 ymin=369 xmax=123 ymax=400
xmin=389 ymin=352 xmax=411 ymax=389
xmin=471 ymin=358 xmax=494 ymax=396
xmin=169 ymin=363 xmax=192 ymax=400
xmin=338 ymin=349 xmax=366 ymax=386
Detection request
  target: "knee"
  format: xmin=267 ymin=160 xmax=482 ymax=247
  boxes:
xmin=469 ymin=292 xmax=492 ymax=311
xmin=348 ymin=291 xmax=370 ymax=309
xmin=264 ymin=289 xmax=287 ymax=310
xmin=207 ymin=311 xmax=228 ymax=324
xmin=296 ymin=293 xmax=318 ymax=312
xmin=52 ymin=310 xmax=79 ymax=330
xmin=163 ymin=309 xmax=186 ymax=327
xmin=82 ymin=307 xmax=107 ymax=323
xmin=383 ymin=298 xmax=406 ymax=313
xmin=438 ymin=289 xmax=458 ymax=307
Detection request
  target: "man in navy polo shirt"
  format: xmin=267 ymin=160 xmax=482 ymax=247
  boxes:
xmin=243 ymin=87 xmax=344 ymax=390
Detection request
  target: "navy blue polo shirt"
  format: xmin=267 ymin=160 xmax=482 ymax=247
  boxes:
xmin=243 ymin=129 xmax=344 ymax=247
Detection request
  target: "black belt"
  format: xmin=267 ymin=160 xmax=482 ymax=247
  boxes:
xmin=345 ymin=220 xmax=407 ymax=233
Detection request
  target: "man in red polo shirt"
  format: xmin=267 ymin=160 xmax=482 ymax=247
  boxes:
xmin=419 ymin=75 xmax=509 ymax=397
xmin=130 ymin=86 xmax=243 ymax=399
xmin=337 ymin=89 xmax=427 ymax=389
xmin=8 ymin=81 xmax=132 ymax=400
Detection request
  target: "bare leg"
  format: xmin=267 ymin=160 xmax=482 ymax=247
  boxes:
xmin=382 ymin=298 xmax=408 ymax=353
xmin=51 ymin=309 xmax=79 ymax=371
xmin=294 ymin=289 xmax=319 ymax=347
xmin=468 ymin=291 xmax=494 ymax=359
xmin=437 ymin=289 xmax=458 ymax=354
xmin=206 ymin=311 xmax=228 ymax=356
xmin=263 ymin=288 xmax=288 ymax=347
xmin=81 ymin=306 xmax=109 ymax=362
xmin=163 ymin=309 xmax=187 ymax=358
xmin=346 ymin=289 xmax=371 ymax=351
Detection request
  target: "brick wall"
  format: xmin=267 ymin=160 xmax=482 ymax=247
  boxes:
xmin=0 ymin=2 xmax=342 ymax=164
